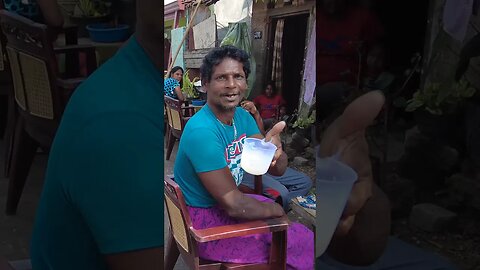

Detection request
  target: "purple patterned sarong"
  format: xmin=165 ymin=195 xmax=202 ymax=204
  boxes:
xmin=188 ymin=194 xmax=314 ymax=270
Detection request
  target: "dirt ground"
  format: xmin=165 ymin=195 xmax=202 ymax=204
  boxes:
xmin=393 ymin=215 xmax=480 ymax=270
xmin=375 ymin=126 xmax=480 ymax=270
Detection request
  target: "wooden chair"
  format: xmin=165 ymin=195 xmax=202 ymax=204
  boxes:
xmin=0 ymin=256 xmax=14 ymax=270
xmin=0 ymin=256 xmax=31 ymax=270
xmin=0 ymin=15 xmax=14 ymax=177
xmin=164 ymin=175 xmax=288 ymax=270
xmin=0 ymin=10 xmax=97 ymax=215
xmin=164 ymin=95 xmax=196 ymax=160
xmin=0 ymin=4 xmax=81 ymax=177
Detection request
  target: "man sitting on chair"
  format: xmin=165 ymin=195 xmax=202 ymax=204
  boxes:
xmin=173 ymin=45 xmax=314 ymax=270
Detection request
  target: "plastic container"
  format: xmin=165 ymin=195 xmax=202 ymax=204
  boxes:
xmin=315 ymin=157 xmax=357 ymax=257
xmin=241 ymin=138 xmax=277 ymax=175
xmin=86 ymin=23 xmax=131 ymax=43
xmin=191 ymin=99 xmax=206 ymax=106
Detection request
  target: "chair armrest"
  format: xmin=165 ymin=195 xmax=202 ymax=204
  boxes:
xmin=190 ymin=216 xmax=289 ymax=243
xmin=61 ymin=25 xmax=79 ymax=45
xmin=56 ymin=77 xmax=84 ymax=90
xmin=181 ymin=106 xmax=197 ymax=117
xmin=61 ymin=25 xmax=78 ymax=33
xmin=183 ymin=116 xmax=192 ymax=126
xmin=54 ymin=45 xmax=98 ymax=76
xmin=0 ymin=256 xmax=14 ymax=270
xmin=181 ymin=105 xmax=196 ymax=111
xmin=56 ymin=77 xmax=85 ymax=109
xmin=54 ymin=44 xmax=96 ymax=54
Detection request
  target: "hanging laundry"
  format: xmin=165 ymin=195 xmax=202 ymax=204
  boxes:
xmin=443 ymin=0 xmax=474 ymax=42
xmin=171 ymin=27 xmax=186 ymax=70
xmin=303 ymin=23 xmax=316 ymax=106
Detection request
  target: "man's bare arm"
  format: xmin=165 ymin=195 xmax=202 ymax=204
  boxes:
xmin=198 ymin=168 xmax=284 ymax=219
xmin=174 ymin=86 xmax=185 ymax=101
xmin=241 ymin=101 xmax=266 ymax=135
xmin=37 ymin=0 xmax=64 ymax=28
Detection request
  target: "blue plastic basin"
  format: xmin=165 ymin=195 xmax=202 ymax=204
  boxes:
xmin=191 ymin=100 xmax=206 ymax=106
xmin=86 ymin=24 xmax=131 ymax=43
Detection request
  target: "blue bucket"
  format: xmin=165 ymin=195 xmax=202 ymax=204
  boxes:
xmin=191 ymin=100 xmax=206 ymax=106
xmin=86 ymin=24 xmax=131 ymax=43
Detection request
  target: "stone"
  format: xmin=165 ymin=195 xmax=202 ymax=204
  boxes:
xmin=409 ymin=203 xmax=457 ymax=232
xmin=284 ymin=134 xmax=293 ymax=145
xmin=293 ymin=156 xmax=309 ymax=166
xmin=404 ymin=126 xmax=425 ymax=151
xmin=382 ymin=174 xmax=416 ymax=217
xmin=305 ymin=147 xmax=316 ymax=158
xmin=292 ymin=130 xmax=310 ymax=147
xmin=285 ymin=146 xmax=298 ymax=159
xmin=439 ymin=146 xmax=459 ymax=169
xmin=399 ymin=126 xmax=459 ymax=190
xmin=446 ymin=174 xmax=480 ymax=211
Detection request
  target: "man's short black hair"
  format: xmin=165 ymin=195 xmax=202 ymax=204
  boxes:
xmin=200 ymin=45 xmax=251 ymax=83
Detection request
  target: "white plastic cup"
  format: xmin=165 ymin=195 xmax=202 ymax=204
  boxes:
xmin=241 ymin=138 xmax=277 ymax=175
xmin=315 ymin=157 xmax=358 ymax=257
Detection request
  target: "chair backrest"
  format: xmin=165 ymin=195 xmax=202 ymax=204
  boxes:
xmin=0 ymin=3 xmax=11 ymax=85
xmin=0 ymin=255 xmax=14 ymax=270
xmin=0 ymin=10 xmax=61 ymax=120
xmin=0 ymin=29 xmax=5 ymax=73
xmin=164 ymin=175 xmax=199 ymax=269
xmin=165 ymin=95 xmax=192 ymax=133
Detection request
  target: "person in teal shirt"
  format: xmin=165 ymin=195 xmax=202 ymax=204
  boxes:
xmin=30 ymin=0 xmax=164 ymax=269
xmin=174 ymin=104 xmax=260 ymax=207
xmin=173 ymin=46 xmax=314 ymax=270
xmin=2 ymin=0 xmax=64 ymax=28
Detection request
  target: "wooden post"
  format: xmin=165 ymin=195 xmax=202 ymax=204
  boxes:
xmin=254 ymin=175 xmax=263 ymax=194
xmin=166 ymin=0 xmax=203 ymax=78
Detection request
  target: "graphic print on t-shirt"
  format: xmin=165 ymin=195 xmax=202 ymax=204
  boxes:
xmin=225 ymin=134 xmax=246 ymax=185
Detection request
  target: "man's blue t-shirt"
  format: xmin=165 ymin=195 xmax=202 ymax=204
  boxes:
xmin=174 ymin=105 xmax=260 ymax=207
xmin=30 ymin=36 xmax=164 ymax=270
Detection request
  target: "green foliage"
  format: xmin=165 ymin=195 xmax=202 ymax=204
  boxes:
xmin=74 ymin=0 xmax=110 ymax=17
xmin=405 ymin=79 xmax=476 ymax=115
xmin=293 ymin=110 xmax=315 ymax=129
xmin=181 ymin=70 xmax=200 ymax=99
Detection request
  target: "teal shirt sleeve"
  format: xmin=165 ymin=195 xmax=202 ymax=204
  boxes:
xmin=68 ymin=113 xmax=164 ymax=254
xmin=182 ymin=126 xmax=227 ymax=173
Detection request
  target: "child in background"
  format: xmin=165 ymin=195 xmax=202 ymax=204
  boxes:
xmin=253 ymin=81 xmax=285 ymax=131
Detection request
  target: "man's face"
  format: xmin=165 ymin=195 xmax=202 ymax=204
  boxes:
xmin=204 ymin=57 xmax=247 ymax=112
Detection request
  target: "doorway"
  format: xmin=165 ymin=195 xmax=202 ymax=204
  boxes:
xmin=269 ymin=13 xmax=309 ymax=115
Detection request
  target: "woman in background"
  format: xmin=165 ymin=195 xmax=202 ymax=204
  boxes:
xmin=164 ymin=66 xmax=185 ymax=101
xmin=2 ymin=0 xmax=63 ymax=28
